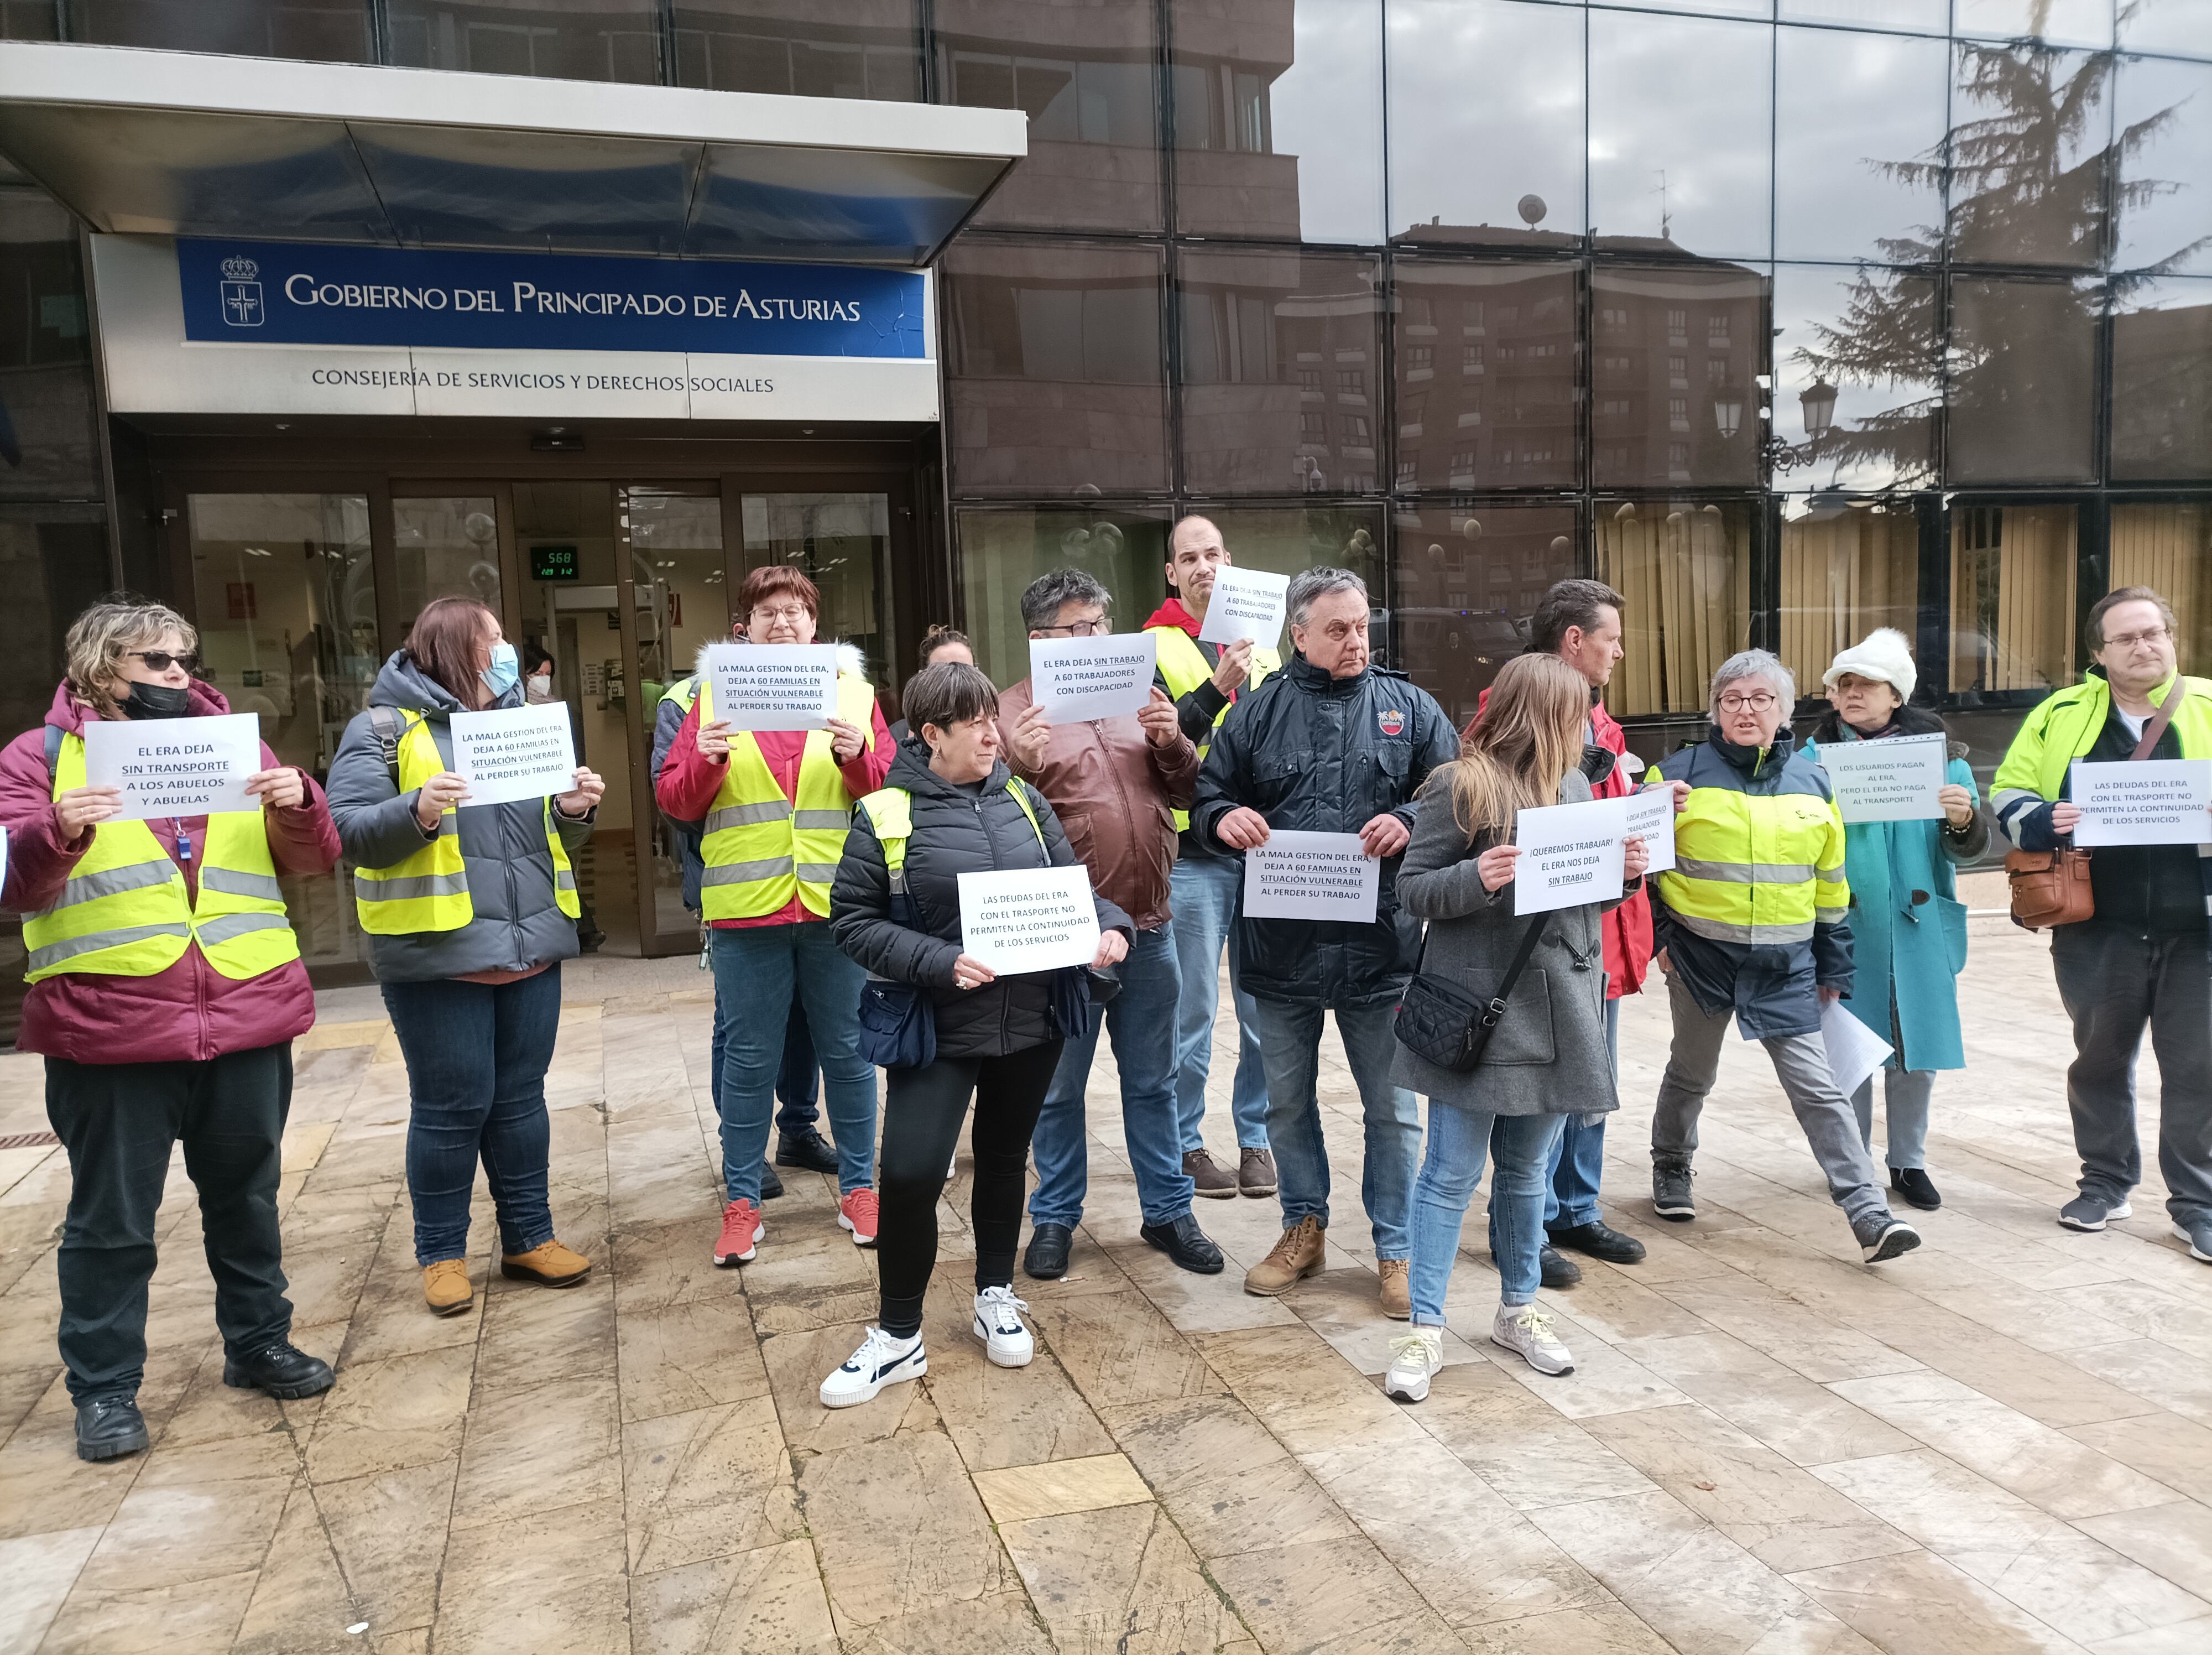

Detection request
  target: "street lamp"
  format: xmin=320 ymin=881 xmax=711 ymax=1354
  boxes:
xmin=1712 ymin=397 xmax=1743 ymax=439
xmin=1800 ymin=378 xmax=1838 ymax=441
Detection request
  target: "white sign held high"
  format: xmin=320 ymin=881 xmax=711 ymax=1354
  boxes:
xmin=1623 ymin=786 xmax=1677 ymax=875
xmin=958 ymin=866 xmax=1100 ymax=976
xmin=1197 ymin=566 xmax=1290 ymax=647
xmin=706 ymin=643 xmax=839 ymax=731
xmin=1030 ymin=632 xmax=1157 ymax=722
xmin=448 ymin=704 xmax=579 ymax=808
xmin=2071 ymin=758 xmax=2212 ymax=847
xmin=1243 ymin=830 xmax=1380 ymax=923
xmin=81 ymin=713 xmax=261 ymax=820
xmin=1514 ymin=795 xmax=1630 ymax=916
xmin=1815 ymin=732 xmax=1948 ymax=824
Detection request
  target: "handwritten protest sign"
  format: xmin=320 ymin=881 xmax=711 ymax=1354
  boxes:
xmin=1513 ymin=795 xmax=1629 ymax=916
xmin=1030 ymin=631 xmax=1157 ymax=722
xmin=1815 ymin=732 xmax=1947 ymax=824
xmin=1197 ymin=566 xmax=1290 ymax=648
xmin=448 ymin=704 xmax=578 ymax=808
xmin=82 ymin=713 xmax=260 ymax=820
xmin=2072 ymin=758 xmax=2212 ymax=847
xmin=1243 ymin=830 xmax=1379 ymax=923
xmin=705 ymin=643 xmax=839 ymax=731
xmin=958 ymin=865 xmax=1100 ymax=975
xmin=1623 ymin=785 xmax=1677 ymax=875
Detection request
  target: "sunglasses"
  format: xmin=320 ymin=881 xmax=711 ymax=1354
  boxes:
xmin=127 ymin=649 xmax=201 ymax=673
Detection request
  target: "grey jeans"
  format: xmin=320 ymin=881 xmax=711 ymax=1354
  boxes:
xmin=1650 ymin=973 xmax=1889 ymax=1230
xmin=1851 ymin=1068 xmax=1933 ymax=1170
xmin=2051 ymin=921 xmax=2212 ymax=1224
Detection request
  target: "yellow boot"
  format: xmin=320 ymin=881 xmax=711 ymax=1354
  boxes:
xmin=500 ymin=1239 xmax=592 ymax=1287
xmin=422 ymin=1258 xmax=473 ymax=1317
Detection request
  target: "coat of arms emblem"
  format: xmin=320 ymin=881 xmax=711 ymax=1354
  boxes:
xmin=218 ymin=256 xmax=263 ymax=327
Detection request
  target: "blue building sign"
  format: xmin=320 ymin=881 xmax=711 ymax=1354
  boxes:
xmin=177 ymin=240 xmax=927 ymax=358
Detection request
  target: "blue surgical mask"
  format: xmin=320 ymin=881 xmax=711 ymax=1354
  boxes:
xmin=482 ymin=641 xmax=520 ymax=699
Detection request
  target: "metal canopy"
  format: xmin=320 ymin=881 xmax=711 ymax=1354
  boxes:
xmin=0 ymin=42 xmax=1025 ymax=264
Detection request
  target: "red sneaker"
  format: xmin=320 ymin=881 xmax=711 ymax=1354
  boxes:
xmin=713 ymin=1199 xmax=763 ymax=1266
xmin=838 ymin=1188 xmax=880 ymax=1248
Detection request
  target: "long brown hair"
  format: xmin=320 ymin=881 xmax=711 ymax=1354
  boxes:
xmin=1448 ymin=654 xmax=1590 ymax=837
xmin=404 ymin=596 xmax=498 ymax=709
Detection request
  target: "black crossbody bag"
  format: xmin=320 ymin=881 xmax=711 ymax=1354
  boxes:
xmin=1394 ymin=909 xmax=1552 ymax=1072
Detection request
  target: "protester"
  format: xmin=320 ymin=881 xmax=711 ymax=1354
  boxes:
xmin=887 ymin=625 xmax=974 ymax=746
xmin=1385 ymin=655 xmax=1650 ymax=1398
xmin=1804 ymin=629 xmax=1986 ymax=1211
xmin=1 ymin=598 xmax=342 ymax=1461
xmin=998 ymin=569 xmax=1219 ymax=1279
xmin=824 ymin=662 xmax=1131 ymax=1407
xmin=656 ymin=567 xmax=891 ymax=1267
xmin=1991 ymin=586 xmax=2212 ymax=1255
xmin=1147 ymin=516 xmax=1280 ymax=1198
xmin=1192 ymin=566 xmax=1458 ymax=1315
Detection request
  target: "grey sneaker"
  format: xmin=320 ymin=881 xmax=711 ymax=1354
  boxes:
xmin=1383 ymin=1328 xmax=1443 ymax=1403
xmin=2059 ymin=1194 xmax=2133 ymax=1232
xmin=1239 ymin=1147 xmax=1277 ymax=1198
xmin=1186 ymin=1148 xmax=1239 ymax=1200
xmin=1652 ymin=1157 xmax=1695 ymax=1222
xmin=2173 ymin=1219 xmax=2212 ymax=1263
xmin=1491 ymin=1304 xmax=1575 ymax=1375
xmin=1855 ymin=1214 xmax=1921 ymax=1263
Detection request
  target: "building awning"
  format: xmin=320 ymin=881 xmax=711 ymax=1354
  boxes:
xmin=0 ymin=42 xmax=1025 ymax=264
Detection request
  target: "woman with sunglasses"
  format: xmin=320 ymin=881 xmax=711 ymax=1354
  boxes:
xmin=0 ymin=598 xmax=343 ymax=1464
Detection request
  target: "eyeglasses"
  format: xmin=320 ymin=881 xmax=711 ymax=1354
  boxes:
xmin=749 ymin=604 xmax=812 ymax=626
xmin=127 ymin=650 xmax=200 ymax=673
xmin=1717 ymin=691 xmax=1778 ymax=712
xmin=1035 ymin=618 xmax=1110 ymax=638
xmin=2105 ymin=627 xmax=2172 ymax=650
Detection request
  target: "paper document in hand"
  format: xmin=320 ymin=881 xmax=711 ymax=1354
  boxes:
xmin=1815 ymin=732 xmax=1947 ymax=824
xmin=1197 ymin=566 xmax=1290 ymax=647
xmin=1243 ymin=830 xmax=1379 ymax=922
xmin=705 ymin=643 xmax=839 ymax=731
xmin=81 ymin=712 xmax=261 ymax=821
xmin=2071 ymin=758 xmax=2212 ymax=847
xmin=449 ymin=703 xmax=578 ymax=807
xmin=958 ymin=865 xmax=1100 ymax=975
xmin=1030 ymin=631 xmax=1157 ymax=722
xmin=1821 ymin=1001 xmax=1893 ymax=1104
xmin=1514 ymin=795 xmax=1629 ymax=915
xmin=1622 ymin=787 xmax=1676 ymax=875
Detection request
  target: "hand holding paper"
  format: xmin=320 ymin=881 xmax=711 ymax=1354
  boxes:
xmin=81 ymin=713 xmax=262 ymax=821
xmin=1029 ymin=632 xmax=1157 ymax=723
xmin=2070 ymin=758 xmax=2212 ymax=847
xmin=1512 ymin=795 xmax=1630 ymax=915
xmin=1197 ymin=567 xmax=1290 ymax=648
xmin=1244 ymin=831 xmax=1379 ymax=922
xmin=449 ymin=704 xmax=581 ymax=808
xmin=706 ymin=643 xmax=839 ymax=731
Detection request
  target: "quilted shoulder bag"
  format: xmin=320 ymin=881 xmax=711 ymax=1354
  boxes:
xmin=1394 ymin=908 xmax=1552 ymax=1073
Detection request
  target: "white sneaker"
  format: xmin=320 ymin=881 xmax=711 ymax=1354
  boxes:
xmin=1492 ymin=1304 xmax=1575 ymax=1376
xmin=818 ymin=1327 xmax=926 ymax=1409
xmin=972 ymin=1286 xmax=1034 ymax=1368
xmin=1383 ymin=1328 xmax=1444 ymax=1403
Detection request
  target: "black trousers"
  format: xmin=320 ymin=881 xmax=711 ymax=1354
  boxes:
xmin=877 ymin=1040 xmax=1063 ymax=1339
xmin=45 ymin=1044 xmax=295 ymax=1403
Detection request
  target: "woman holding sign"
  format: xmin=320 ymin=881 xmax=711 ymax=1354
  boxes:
xmin=327 ymin=597 xmax=604 ymax=1317
xmin=823 ymin=662 xmax=1131 ymax=1408
xmin=1804 ymin=629 xmax=1986 ymax=1211
xmin=1 ymin=598 xmax=343 ymax=1462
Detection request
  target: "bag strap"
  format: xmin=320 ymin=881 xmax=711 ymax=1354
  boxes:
xmin=2130 ymin=682 xmax=2182 ymax=762
xmin=1476 ymin=913 xmax=1553 ymax=1032
xmin=42 ymin=722 xmax=61 ymax=785
xmin=367 ymin=705 xmax=406 ymax=790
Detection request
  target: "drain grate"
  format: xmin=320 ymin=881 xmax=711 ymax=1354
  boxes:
xmin=0 ymin=1131 xmax=60 ymax=1150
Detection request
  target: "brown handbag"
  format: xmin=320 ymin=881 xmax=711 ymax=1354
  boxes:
xmin=2006 ymin=686 xmax=2180 ymax=930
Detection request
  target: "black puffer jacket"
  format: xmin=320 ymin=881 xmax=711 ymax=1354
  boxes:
xmin=831 ymin=738 xmax=1134 ymax=1059
xmin=1191 ymin=652 xmax=1458 ymax=1007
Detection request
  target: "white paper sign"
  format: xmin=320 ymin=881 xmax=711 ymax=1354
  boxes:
xmin=448 ymin=704 xmax=578 ymax=808
xmin=81 ymin=713 xmax=260 ymax=820
xmin=705 ymin=643 xmax=839 ymax=731
xmin=1623 ymin=786 xmax=1677 ymax=875
xmin=2072 ymin=758 xmax=2212 ymax=847
xmin=1243 ymin=830 xmax=1380 ymax=922
xmin=958 ymin=865 xmax=1101 ymax=975
xmin=1815 ymin=732 xmax=1948 ymax=824
xmin=1197 ymin=566 xmax=1291 ymax=647
xmin=1514 ymin=795 xmax=1630 ymax=915
xmin=1030 ymin=631 xmax=1158 ymax=722
xmin=1822 ymin=1000 xmax=1893 ymax=1103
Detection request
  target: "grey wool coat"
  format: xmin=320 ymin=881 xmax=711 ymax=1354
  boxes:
xmin=1391 ymin=767 xmax=1636 ymax=1114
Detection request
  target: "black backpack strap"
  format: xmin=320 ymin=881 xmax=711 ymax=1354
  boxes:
xmin=367 ymin=705 xmax=405 ymax=789
xmin=42 ymin=723 xmax=62 ymax=785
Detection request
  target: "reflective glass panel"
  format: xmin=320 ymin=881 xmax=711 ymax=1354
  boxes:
xmin=67 ymin=1 xmax=373 ymax=58
xmin=942 ymin=239 xmax=1168 ymax=496
xmin=1774 ymin=27 xmax=1948 ymax=263
xmin=1949 ymin=503 xmax=2078 ymax=694
xmin=937 ymin=0 xmax=1162 ymax=234
xmin=1771 ymin=264 xmax=1938 ymax=492
xmin=0 ymin=192 xmax=100 ymax=501
xmin=1954 ymin=0 xmax=2112 ymax=48
xmin=2111 ymin=277 xmax=2212 ymax=481
xmin=1394 ymin=259 xmax=1579 ymax=492
xmin=2119 ymin=0 xmax=2212 ymax=56
xmin=1387 ymin=0 xmax=1584 ymax=252
xmin=0 ymin=4 xmax=59 ymax=39
xmin=1776 ymin=0 xmax=1944 ymax=30
xmin=1600 ymin=0 xmax=1771 ymax=18
xmin=672 ymin=2 xmax=921 ymax=99
xmin=2114 ymin=55 xmax=2212 ymax=277
xmin=742 ymin=492 xmax=893 ymax=689
xmin=1778 ymin=502 xmax=1920 ymax=697
xmin=1177 ymin=247 xmax=1383 ymax=495
xmin=1594 ymin=499 xmax=1754 ymax=719
xmin=1391 ymin=503 xmax=1576 ymax=726
xmin=1946 ymin=277 xmax=2100 ymax=483
xmin=954 ymin=507 xmax=1168 ymax=686
xmin=1589 ymin=13 xmax=1771 ymax=261
xmin=393 ymin=497 xmax=505 ymax=628
xmin=1591 ymin=264 xmax=1767 ymax=490
xmin=1192 ymin=504 xmax=1385 ymax=657
xmin=387 ymin=1 xmax=662 ymax=81
xmin=1170 ymin=0 xmax=1382 ymax=244
xmin=2111 ymin=504 xmax=2212 ymax=669
xmin=1949 ymin=41 xmax=2114 ymax=269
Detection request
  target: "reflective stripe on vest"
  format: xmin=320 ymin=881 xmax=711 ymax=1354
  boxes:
xmin=23 ymin=731 xmax=301 ymax=983
xmin=699 ymin=672 xmax=876 ymax=920
xmin=1150 ymin=624 xmax=1279 ymax=831
xmin=1651 ymin=746 xmax=1849 ymax=948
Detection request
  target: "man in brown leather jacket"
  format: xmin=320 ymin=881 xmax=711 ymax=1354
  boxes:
xmin=997 ymin=568 xmax=1223 ymax=1278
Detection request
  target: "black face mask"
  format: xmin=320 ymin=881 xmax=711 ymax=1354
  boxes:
xmin=118 ymin=681 xmax=195 ymax=720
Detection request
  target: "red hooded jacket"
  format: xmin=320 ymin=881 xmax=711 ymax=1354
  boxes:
xmin=1 ymin=680 xmax=342 ymax=1064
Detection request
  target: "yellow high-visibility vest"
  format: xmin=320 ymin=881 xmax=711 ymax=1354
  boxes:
xmin=23 ymin=730 xmax=300 ymax=983
xmin=1652 ymin=742 xmax=1849 ymax=948
xmin=1150 ymin=624 xmax=1279 ymax=831
xmin=351 ymin=712 xmax=580 ymax=934
xmin=698 ymin=672 xmax=877 ymax=921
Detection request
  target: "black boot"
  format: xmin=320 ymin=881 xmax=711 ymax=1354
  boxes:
xmin=776 ymin=1128 xmax=839 ymax=1174
xmin=1538 ymin=1245 xmax=1583 ymax=1289
xmin=1141 ymin=1213 xmax=1225 ymax=1275
xmin=1890 ymin=1167 xmax=1942 ymax=1211
xmin=222 ymin=1339 xmax=336 ymax=1401
xmin=75 ymin=1396 xmax=148 ymax=1463
xmin=1024 ymin=1221 xmax=1073 ymax=1280
xmin=760 ymin=1159 xmax=785 ymax=1200
xmin=1547 ymin=1219 xmax=1648 ymax=1264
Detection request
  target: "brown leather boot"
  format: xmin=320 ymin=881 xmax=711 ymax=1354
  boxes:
xmin=1243 ymin=1215 xmax=1326 ymax=1297
xmin=1185 ymin=1148 xmax=1239 ymax=1200
xmin=500 ymin=1239 xmax=592 ymax=1287
xmin=1378 ymin=1258 xmax=1411 ymax=1320
xmin=422 ymin=1259 xmax=473 ymax=1317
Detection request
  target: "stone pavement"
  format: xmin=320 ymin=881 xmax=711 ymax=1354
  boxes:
xmin=5 ymin=919 xmax=2212 ymax=1654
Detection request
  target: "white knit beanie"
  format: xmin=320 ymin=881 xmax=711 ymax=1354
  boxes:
xmin=1823 ymin=627 xmax=1916 ymax=702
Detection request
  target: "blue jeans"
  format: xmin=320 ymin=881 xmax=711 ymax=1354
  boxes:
xmin=1246 ymin=994 xmax=1420 ymax=1258
xmin=1490 ymin=994 xmax=1619 ymax=1251
xmin=708 ymin=923 xmax=877 ymax=1201
xmin=1030 ymin=923 xmax=1191 ymax=1228
xmin=711 ymin=993 xmax=821 ymax=1136
xmin=1411 ymin=1106 xmax=1566 ymax=1322
xmin=1170 ymin=853 xmax=1270 ymax=1151
xmin=385 ymin=966 xmax=563 ymax=1264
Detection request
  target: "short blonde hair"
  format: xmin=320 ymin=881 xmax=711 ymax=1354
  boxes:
xmin=65 ymin=598 xmax=197 ymax=721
